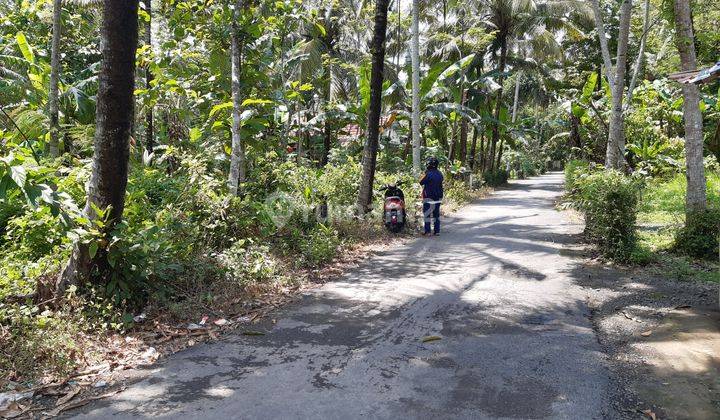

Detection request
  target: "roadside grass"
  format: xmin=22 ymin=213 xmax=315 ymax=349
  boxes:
xmin=634 ymin=172 xmax=720 ymax=282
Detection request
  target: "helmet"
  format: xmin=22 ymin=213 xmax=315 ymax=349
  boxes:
xmin=426 ymin=157 xmax=439 ymax=170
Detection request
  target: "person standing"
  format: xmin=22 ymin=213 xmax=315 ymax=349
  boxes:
xmin=420 ymin=157 xmax=444 ymax=235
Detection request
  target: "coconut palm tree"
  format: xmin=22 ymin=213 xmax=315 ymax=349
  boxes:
xmin=478 ymin=0 xmax=588 ymax=170
xmin=57 ymin=0 xmax=140 ymax=293
xmin=411 ymin=0 xmax=421 ymax=174
xmin=357 ymin=0 xmax=391 ymax=213
xmin=47 ymin=0 xmax=62 ymax=158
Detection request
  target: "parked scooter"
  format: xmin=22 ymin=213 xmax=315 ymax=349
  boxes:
xmin=379 ymin=181 xmax=406 ymax=233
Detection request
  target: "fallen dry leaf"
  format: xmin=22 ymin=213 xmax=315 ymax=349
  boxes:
xmin=213 ymin=318 xmax=230 ymax=326
xmin=55 ymin=388 xmax=80 ymax=406
xmin=44 ymin=387 xmax=126 ymax=417
xmin=0 ymin=401 xmax=28 ymax=419
xmin=641 ymin=408 xmax=657 ymax=420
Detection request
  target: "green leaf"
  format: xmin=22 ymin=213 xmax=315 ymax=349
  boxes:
xmin=241 ymin=98 xmax=274 ymax=106
xmin=9 ymin=165 xmax=26 ymax=188
xmin=582 ymin=72 xmax=598 ymax=101
xmin=89 ymin=242 xmax=99 ymax=259
xmin=438 ymin=54 xmax=476 ymax=82
xmin=189 ymin=127 xmax=202 ymax=142
xmin=15 ymin=32 xmax=35 ymax=64
xmin=210 ymin=101 xmax=233 ymax=117
xmin=571 ymin=102 xmax=585 ymax=118
xmin=420 ymin=61 xmax=450 ymax=100
xmin=0 ymin=175 xmax=11 ymax=199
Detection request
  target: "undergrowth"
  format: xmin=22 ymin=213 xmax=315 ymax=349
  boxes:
xmin=0 ymin=151 xmax=486 ymax=385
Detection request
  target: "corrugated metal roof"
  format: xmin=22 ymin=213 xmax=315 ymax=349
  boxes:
xmin=669 ymin=61 xmax=720 ymax=85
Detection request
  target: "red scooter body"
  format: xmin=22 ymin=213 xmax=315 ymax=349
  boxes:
xmin=380 ymin=182 xmax=406 ymax=233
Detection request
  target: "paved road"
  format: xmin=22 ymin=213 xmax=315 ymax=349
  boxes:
xmin=75 ymin=173 xmax=620 ymax=419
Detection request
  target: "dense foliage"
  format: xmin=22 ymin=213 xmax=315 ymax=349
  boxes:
xmin=566 ymin=163 xmax=641 ymax=261
xmin=1 ymin=0 xmax=719 ymax=383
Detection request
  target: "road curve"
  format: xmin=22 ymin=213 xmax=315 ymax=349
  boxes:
xmin=73 ymin=172 xmax=620 ymax=419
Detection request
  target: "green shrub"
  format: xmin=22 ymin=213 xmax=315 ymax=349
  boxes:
xmin=444 ymin=178 xmax=475 ymax=206
xmin=574 ymin=170 xmax=642 ymax=261
xmin=0 ymin=300 xmax=89 ymax=382
xmin=673 ymin=208 xmax=720 ymax=259
xmin=483 ymin=169 xmax=509 ymax=186
xmin=298 ymin=223 xmax=340 ymax=267
xmin=218 ymin=239 xmax=278 ymax=284
xmin=564 ymin=159 xmax=592 ymax=192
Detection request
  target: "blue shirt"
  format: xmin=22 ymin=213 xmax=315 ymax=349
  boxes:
xmin=420 ymin=169 xmax=444 ymax=201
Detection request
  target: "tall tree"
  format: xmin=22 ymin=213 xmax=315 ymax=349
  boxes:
xmin=480 ymin=0 xmax=580 ymax=171
xmin=589 ymin=0 xmax=616 ymax=90
xmin=143 ymin=0 xmax=154 ymax=152
xmin=57 ymin=0 xmax=140 ymax=293
xmin=673 ymin=0 xmax=707 ymax=213
xmin=357 ymin=0 xmax=391 ymax=213
xmin=511 ymin=73 xmax=521 ymax=123
xmin=411 ymin=0 xmax=421 ymax=174
xmin=228 ymin=0 xmax=247 ymax=196
xmin=321 ymin=4 xmax=339 ymax=166
xmin=47 ymin=0 xmax=62 ymax=158
xmin=625 ymin=0 xmax=650 ymax=105
xmin=604 ymin=0 xmax=631 ymax=169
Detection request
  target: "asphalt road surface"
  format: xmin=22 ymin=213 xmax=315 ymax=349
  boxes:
xmin=74 ymin=173 xmax=622 ymax=419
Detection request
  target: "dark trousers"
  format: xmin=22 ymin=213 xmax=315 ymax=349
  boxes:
xmin=423 ymin=201 xmax=441 ymax=234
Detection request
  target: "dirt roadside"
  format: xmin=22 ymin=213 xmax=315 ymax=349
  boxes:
xmin=573 ymin=254 xmax=720 ymax=419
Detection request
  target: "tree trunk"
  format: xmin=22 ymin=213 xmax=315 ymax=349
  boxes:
xmin=56 ymin=0 xmax=140 ymax=295
xmin=511 ymin=75 xmax=521 ymax=123
xmin=410 ymin=0 xmax=421 ymax=175
xmin=589 ymin=0 xmax=616 ymax=90
xmin=570 ymin=112 xmax=582 ymax=150
xmin=228 ymin=0 xmax=247 ymax=196
xmin=321 ymin=9 xmax=336 ymax=167
xmin=605 ymin=0 xmax=632 ymax=170
xmin=496 ymin=138 xmax=505 ymax=170
xmin=395 ymin=0 xmax=401 ymax=70
xmin=479 ymin=130 xmax=486 ymax=172
xmin=469 ymin=126 xmax=478 ymax=169
xmin=143 ymin=0 xmax=154 ymax=152
xmin=322 ymin=63 xmax=332 ymax=166
xmin=708 ymin=122 xmax=720 ymax=163
xmin=673 ymin=0 xmax=707 ymax=213
xmin=626 ymin=0 xmax=650 ymax=106
xmin=357 ymin=0 xmax=390 ymax=214
xmin=47 ymin=0 xmax=62 ymax=158
xmin=489 ymin=35 xmax=508 ymax=171
xmin=459 ymin=118 xmax=468 ymax=164
xmin=448 ymin=123 xmax=456 ymax=162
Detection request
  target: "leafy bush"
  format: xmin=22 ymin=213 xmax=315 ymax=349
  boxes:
xmin=573 ymin=170 xmax=642 ymax=261
xmin=444 ymin=178 xmax=475 ymax=205
xmin=483 ymin=169 xmax=509 ymax=186
xmin=0 ymin=296 xmax=90 ymax=382
xmin=218 ymin=239 xmax=279 ymax=284
xmin=673 ymin=208 xmax=720 ymax=259
xmin=297 ymin=224 xmax=340 ymax=267
xmin=564 ymin=159 xmax=592 ymax=193
xmin=505 ymin=149 xmax=545 ymax=179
